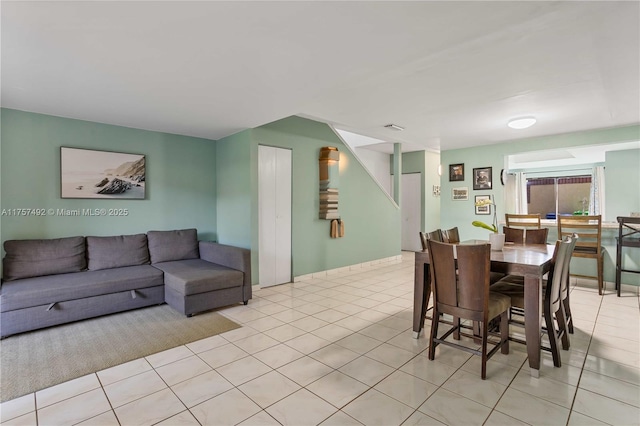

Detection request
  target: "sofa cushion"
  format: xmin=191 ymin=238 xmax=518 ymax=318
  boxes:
xmin=86 ymin=234 xmax=150 ymax=271
xmin=147 ymin=229 xmax=199 ymax=264
xmin=3 ymin=236 xmax=86 ymax=281
xmin=153 ymin=259 xmax=243 ymax=295
xmin=0 ymin=265 xmax=164 ymax=312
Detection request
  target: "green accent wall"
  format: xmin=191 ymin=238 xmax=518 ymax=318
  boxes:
xmin=1 ymin=109 xmax=217 ymax=246
xmin=216 ymin=116 xmax=401 ymax=284
xmin=441 ymin=124 xmax=640 ymax=286
xmin=605 ymin=149 xmax=640 ymax=219
xmin=605 ymin=148 xmax=640 ymax=286
xmin=215 ymin=129 xmax=253 ymax=247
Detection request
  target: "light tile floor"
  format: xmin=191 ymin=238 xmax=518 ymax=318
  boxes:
xmin=2 ymin=252 xmax=639 ymax=425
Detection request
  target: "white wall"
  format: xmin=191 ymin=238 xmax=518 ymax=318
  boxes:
xmin=354 ymin=148 xmax=392 ymax=196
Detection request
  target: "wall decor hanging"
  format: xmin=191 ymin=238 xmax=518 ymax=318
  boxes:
xmin=473 ymin=167 xmax=492 ymax=190
xmin=61 ymin=147 xmax=145 ymax=199
xmin=452 ymin=187 xmax=469 ymax=201
xmin=330 ymin=218 xmax=345 ymax=238
xmin=449 ymin=163 xmax=464 ymax=182
xmin=475 ymin=195 xmax=491 ymax=215
xmin=319 ymin=146 xmax=339 ymax=220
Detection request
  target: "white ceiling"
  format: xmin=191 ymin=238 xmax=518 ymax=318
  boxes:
xmin=2 ymin=1 xmax=639 ymax=152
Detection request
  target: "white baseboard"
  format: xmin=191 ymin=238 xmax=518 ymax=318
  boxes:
xmin=293 ymin=254 xmax=403 ymax=282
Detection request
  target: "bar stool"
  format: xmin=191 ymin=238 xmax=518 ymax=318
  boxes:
xmin=615 ymin=217 xmax=640 ymax=297
xmin=558 ymin=215 xmax=604 ymax=295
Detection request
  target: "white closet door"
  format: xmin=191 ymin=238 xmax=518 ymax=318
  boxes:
xmin=258 ymin=145 xmax=292 ymax=287
xmin=401 ymin=173 xmax=422 ymax=251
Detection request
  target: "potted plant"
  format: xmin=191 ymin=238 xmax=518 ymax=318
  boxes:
xmin=472 ymin=197 xmax=505 ymax=250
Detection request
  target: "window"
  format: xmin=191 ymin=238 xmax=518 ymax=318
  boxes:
xmin=526 ymin=175 xmax=591 ymax=219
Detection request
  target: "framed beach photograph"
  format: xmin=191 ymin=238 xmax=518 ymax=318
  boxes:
xmin=473 ymin=167 xmax=492 ymax=190
xmin=61 ymin=147 xmax=146 ymax=199
xmin=452 ymin=187 xmax=469 ymax=201
xmin=449 ymin=163 xmax=464 ymax=182
xmin=475 ymin=195 xmax=491 ymax=215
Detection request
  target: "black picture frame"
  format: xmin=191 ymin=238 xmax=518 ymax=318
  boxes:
xmin=449 ymin=163 xmax=464 ymax=182
xmin=475 ymin=195 xmax=491 ymax=215
xmin=473 ymin=167 xmax=492 ymax=190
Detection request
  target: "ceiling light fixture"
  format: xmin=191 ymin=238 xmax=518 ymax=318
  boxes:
xmin=384 ymin=124 xmax=405 ymax=131
xmin=508 ymin=117 xmax=537 ymax=130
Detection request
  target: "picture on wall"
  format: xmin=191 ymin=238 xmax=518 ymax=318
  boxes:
xmin=452 ymin=187 xmax=469 ymax=201
xmin=61 ymin=147 xmax=146 ymax=199
xmin=475 ymin=195 xmax=491 ymax=215
xmin=449 ymin=163 xmax=464 ymax=181
xmin=473 ymin=167 xmax=492 ymax=190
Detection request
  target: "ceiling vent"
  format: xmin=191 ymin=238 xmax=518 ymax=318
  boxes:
xmin=384 ymin=124 xmax=405 ymax=131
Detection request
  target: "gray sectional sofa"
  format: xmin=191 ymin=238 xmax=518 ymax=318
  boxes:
xmin=0 ymin=229 xmax=251 ymax=338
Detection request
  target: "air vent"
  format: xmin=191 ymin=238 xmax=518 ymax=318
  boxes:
xmin=384 ymin=124 xmax=404 ymax=131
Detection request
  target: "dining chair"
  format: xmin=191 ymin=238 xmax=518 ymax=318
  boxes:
xmin=441 ymin=227 xmax=460 ymax=244
xmin=525 ymin=227 xmax=549 ymax=244
xmin=500 ymin=228 xmax=549 ymax=285
xmin=558 ymin=215 xmax=604 ymax=294
xmin=615 ymin=217 xmax=640 ymax=297
xmin=503 ymin=226 xmax=524 ymax=244
xmin=419 ymin=232 xmax=428 ymax=250
xmin=505 ymin=213 xmax=541 ymax=229
xmin=560 ymin=233 xmax=579 ymax=335
xmin=419 ymin=229 xmax=447 ymax=323
xmin=491 ymin=236 xmax=576 ymax=367
xmin=426 ymin=229 xmax=444 ymax=243
xmin=426 ymin=240 xmax=510 ymax=379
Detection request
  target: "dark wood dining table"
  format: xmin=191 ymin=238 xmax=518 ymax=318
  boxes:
xmin=413 ymin=240 xmax=556 ymax=378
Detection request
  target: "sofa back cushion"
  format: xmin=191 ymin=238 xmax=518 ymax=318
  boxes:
xmin=147 ymin=229 xmax=199 ymax=263
xmin=3 ymin=236 xmax=86 ymax=281
xmin=86 ymin=234 xmax=150 ymax=271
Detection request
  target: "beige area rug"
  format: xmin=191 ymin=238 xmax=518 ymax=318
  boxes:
xmin=0 ymin=304 xmax=241 ymax=402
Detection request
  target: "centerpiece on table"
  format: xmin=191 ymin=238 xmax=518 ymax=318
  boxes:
xmin=472 ymin=197 xmax=505 ymax=250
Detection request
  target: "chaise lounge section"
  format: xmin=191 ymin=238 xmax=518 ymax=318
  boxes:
xmin=148 ymin=229 xmax=252 ymax=316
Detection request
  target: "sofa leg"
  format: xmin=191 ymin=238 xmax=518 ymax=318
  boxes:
xmin=187 ymin=313 xmax=194 ymax=318
xmin=244 ymin=301 xmax=248 ymax=305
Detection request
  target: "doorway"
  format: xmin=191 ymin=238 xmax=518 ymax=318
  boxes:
xmin=400 ymin=173 xmax=422 ymax=251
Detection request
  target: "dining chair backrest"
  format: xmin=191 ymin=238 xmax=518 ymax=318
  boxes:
xmin=506 ymin=213 xmax=541 ymax=229
xmin=419 ymin=232 xmax=428 ymax=250
xmin=560 ymin=233 xmax=579 ymax=301
xmin=558 ymin=215 xmax=601 ymax=255
xmin=428 ymin=240 xmax=490 ymax=322
xmin=442 ymin=227 xmax=460 ymax=244
xmin=545 ymin=236 xmax=573 ymax=318
xmin=426 ymin=229 xmax=444 ymax=243
xmin=525 ymin=228 xmax=549 ymax=244
xmin=504 ymin=226 xmax=524 ymax=244
xmin=558 ymin=215 xmax=604 ymax=294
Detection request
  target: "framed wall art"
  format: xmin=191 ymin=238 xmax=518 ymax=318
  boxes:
xmin=473 ymin=167 xmax=492 ymax=190
xmin=475 ymin=195 xmax=491 ymax=215
xmin=449 ymin=163 xmax=464 ymax=182
xmin=61 ymin=147 xmax=146 ymax=199
xmin=452 ymin=187 xmax=469 ymax=201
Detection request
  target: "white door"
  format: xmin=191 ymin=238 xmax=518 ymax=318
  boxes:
xmin=258 ymin=146 xmax=292 ymax=287
xmin=401 ymin=173 xmax=422 ymax=251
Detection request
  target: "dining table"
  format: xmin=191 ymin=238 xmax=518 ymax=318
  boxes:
xmin=413 ymin=240 xmax=556 ymax=378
